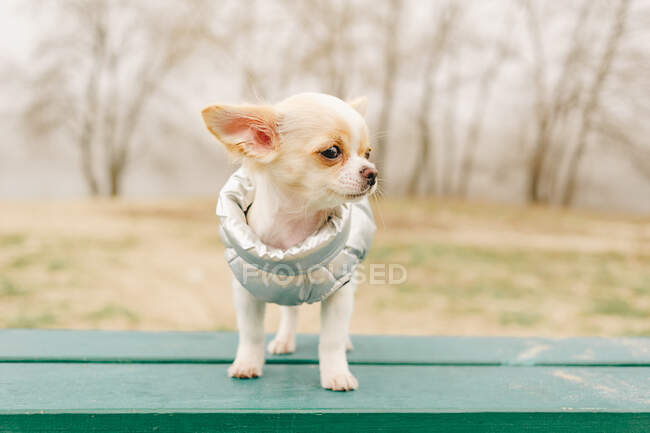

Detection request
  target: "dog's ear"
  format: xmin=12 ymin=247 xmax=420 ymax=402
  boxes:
xmin=347 ymin=96 xmax=368 ymax=117
xmin=201 ymin=104 xmax=279 ymax=162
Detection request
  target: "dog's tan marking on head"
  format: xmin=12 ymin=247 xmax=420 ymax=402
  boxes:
xmin=357 ymin=127 xmax=371 ymax=159
xmin=203 ymin=92 xmax=376 ymax=211
xmin=314 ymin=136 xmax=350 ymax=167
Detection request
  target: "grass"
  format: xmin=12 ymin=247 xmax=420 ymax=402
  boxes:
xmin=0 ymin=277 xmax=27 ymax=296
xmin=7 ymin=313 xmax=57 ymax=329
xmin=499 ymin=311 xmax=543 ymax=327
xmin=0 ymin=233 xmax=26 ymax=247
xmin=85 ymin=304 xmax=140 ymax=324
xmin=590 ymin=299 xmax=649 ymax=319
xmin=0 ymin=197 xmax=648 ymax=336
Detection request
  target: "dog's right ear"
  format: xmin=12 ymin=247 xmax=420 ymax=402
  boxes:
xmin=347 ymin=96 xmax=368 ymax=117
xmin=201 ymin=104 xmax=279 ymax=163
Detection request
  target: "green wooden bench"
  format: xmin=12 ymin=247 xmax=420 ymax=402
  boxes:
xmin=0 ymin=330 xmax=648 ymax=432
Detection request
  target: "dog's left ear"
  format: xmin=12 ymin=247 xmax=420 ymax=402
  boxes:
xmin=201 ymin=104 xmax=279 ymax=162
xmin=347 ymin=96 xmax=368 ymax=117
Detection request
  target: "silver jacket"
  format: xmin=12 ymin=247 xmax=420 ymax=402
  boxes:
xmin=217 ymin=168 xmax=376 ymax=306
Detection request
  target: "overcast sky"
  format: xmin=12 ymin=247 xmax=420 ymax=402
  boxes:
xmin=1 ymin=2 xmax=33 ymax=65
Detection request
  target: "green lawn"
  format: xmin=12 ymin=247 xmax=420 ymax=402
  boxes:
xmin=0 ymin=198 xmax=648 ymax=336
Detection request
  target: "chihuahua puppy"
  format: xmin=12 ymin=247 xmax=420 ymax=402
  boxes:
xmin=201 ymin=92 xmax=377 ymax=391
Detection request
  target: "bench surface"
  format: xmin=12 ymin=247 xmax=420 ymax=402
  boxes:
xmin=0 ymin=330 xmax=648 ymax=432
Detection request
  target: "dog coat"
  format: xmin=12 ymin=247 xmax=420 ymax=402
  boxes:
xmin=217 ymin=168 xmax=376 ymax=306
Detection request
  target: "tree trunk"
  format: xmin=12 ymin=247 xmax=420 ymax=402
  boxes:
xmin=527 ymin=0 xmax=591 ymax=203
xmin=456 ymin=59 xmax=503 ymax=197
xmin=108 ymin=165 xmax=122 ymax=197
xmin=456 ymin=9 xmax=513 ymax=197
xmin=407 ymin=74 xmax=435 ymax=195
xmin=561 ymin=0 xmax=629 ymax=206
xmin=441 ymin=50 xmax=460 ymax=196
xmin=373 ymin=0 xmax=403 ymax=173
xmin=525 ymin=115 xmax=550 ymax=202
xmin=406 ymin=6 xmax=456 ymax=195
xmin=78 ymin=136 xmax=100 ymax=196
xmin=520 ymin=0 xmax=549 ymax=203
xmin=77 ymin=5 xmax=107 ymax=196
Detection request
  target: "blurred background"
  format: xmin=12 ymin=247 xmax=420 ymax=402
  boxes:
xmin=0 ymin=0 xmax=648 ymax=336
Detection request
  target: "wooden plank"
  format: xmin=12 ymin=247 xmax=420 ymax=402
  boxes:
xmin=1 ymin=330 xmax=648 ymax=366
xmin=1 ymin=364 xmax=648 ymax=412
xmin=1 ymin=363 xmax=648 ymax=432
xmin=1 ymin=413 xmax=649 ymax=433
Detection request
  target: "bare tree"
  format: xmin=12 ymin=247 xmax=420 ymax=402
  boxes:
xmin=406 ymin=4 xmax=457 ymax=195
xmin=594 ymin=113 xmax=650 ymax=180
xmin=372 ymin=0 xmax=404 ymax=173
xmin=439 ymin=45 xmax=462 ymax=196
xmin=236 ymin=0 xmax=268 ymax=100
xmin=287 ymin=0 xmax=360 ymax=98
xmin=561 ymin=0 xmax=631 ymax=205
xmin=219 ymin=0 xmax=280 ymax=101
xmin=521 ymin=0 xmax=592 ymax=203
xmin=456 ymin=11 xmax=514 ymax=197
xmin=24 ymin=0 xmax=214 ymax=196
xmin=10 ymin=0 xmax=650 ymax=211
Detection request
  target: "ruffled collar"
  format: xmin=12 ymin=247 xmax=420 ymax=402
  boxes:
xmin=216 ymin=168 xmax=352 ymax=275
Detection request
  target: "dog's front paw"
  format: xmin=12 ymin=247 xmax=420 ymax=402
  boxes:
xmin=228 ymin=360 xmax=263 ymax=379
xmin=267 ymin=337 xmax=296 ymax=355
xmin=321 ymin=370 xmax=358 ymax=391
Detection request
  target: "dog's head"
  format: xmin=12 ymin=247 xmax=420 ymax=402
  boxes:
xmin=201 ymin=92 xmax=377 ymax=209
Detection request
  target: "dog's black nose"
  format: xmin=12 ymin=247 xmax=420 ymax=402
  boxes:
xmin=360 ymin=166 xmax=377 ymax=186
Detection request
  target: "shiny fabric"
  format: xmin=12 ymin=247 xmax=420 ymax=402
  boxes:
xmin=217 ymin=167 xmax=376 ymax=305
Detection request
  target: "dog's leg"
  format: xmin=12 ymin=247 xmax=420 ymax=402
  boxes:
xmin=267 ymin=306 xmax=299 ymax=354
xmin=319 ymin=282 xmax=357 ymax=391
xmin=228 ymin=279 xmax=266 ymax=379
xmin=346 ymin=335 xmax=354 ymax=351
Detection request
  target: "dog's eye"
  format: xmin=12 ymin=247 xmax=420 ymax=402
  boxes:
xmin=321 ymin=145 xmax=341 ymax=159
xmin=365 ymin=149 xmax=372 ymax=159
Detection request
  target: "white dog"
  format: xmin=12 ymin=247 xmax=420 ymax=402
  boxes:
xmin=201 ymin=93 xmax=377 ymax=391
